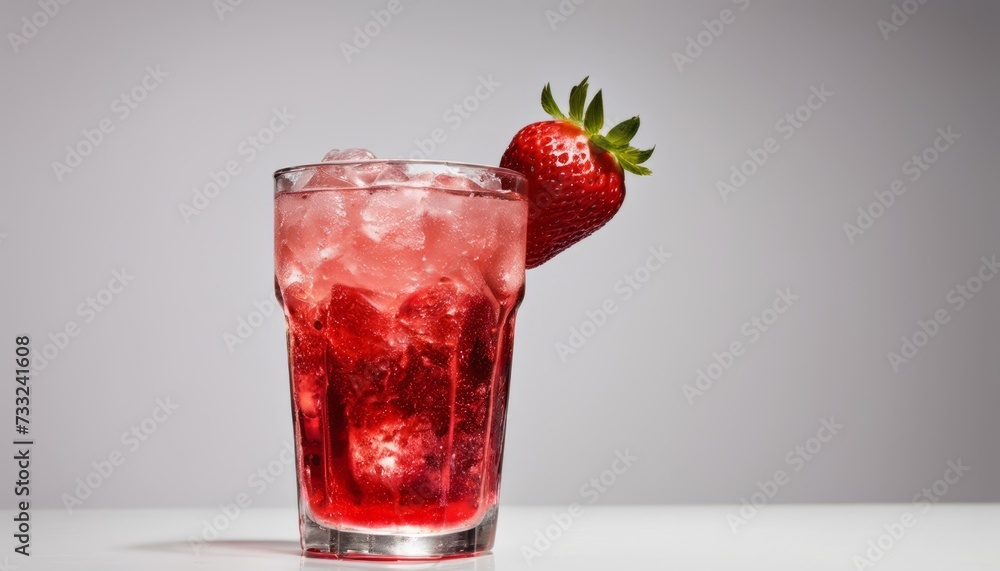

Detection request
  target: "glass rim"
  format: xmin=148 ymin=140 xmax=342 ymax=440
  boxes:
xmin=273 ymin=159 xmax=526 ymax=182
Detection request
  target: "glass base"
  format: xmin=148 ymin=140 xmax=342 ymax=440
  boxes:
xmin=300 ymin=506 xmax=498 ymax=560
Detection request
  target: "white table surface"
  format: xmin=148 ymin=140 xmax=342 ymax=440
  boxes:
xmin=3 ymin=505 xmax=998 ymax=570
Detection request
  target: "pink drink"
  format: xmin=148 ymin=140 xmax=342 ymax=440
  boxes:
xmin=274 ymin=159 xmax=527 ymax=557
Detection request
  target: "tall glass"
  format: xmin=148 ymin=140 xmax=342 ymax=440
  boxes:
xmin=273 ymin=160 xmax=527 ymax=559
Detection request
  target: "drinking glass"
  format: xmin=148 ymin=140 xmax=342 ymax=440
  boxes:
xmin=273 ymin=160 xmax=527 ymax=558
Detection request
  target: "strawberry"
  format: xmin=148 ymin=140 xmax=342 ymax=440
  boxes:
xmin=500 ymin=77 xmax=653 ymax=268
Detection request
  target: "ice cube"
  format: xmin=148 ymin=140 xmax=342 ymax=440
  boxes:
xmin=325 ymin=285 xmax=393 ymax=367
xmin=482 ymin=201 xmax=529 ymax=299
xmin=397 ymin=285 xmax=497 ymax=439
xmin=322 ymin=148 xmax=377 ymax=162
xmin=406 ymin=171 xmax=438 ymax=187
xmin=348 ymin=407 xmax=438 ymax=493
xmin=289 ymin=149 xmax=382 ymax=192
xmin=275 ymin=192 xmax=355 ymax=301
xmin=287 ymin=149 xmax=374 ymax=193
xmin=372 ymin=163 xmax=410 ymax=186
xmin=298 ymin=385 xmax=322 ymax=418
xmin=433 ymin=173 xmax=484 ymax=193
xmin=287 ymin=169 xmax=315 ymax=194
xmin=347 ymin=163 xmax=403 ymax=188
xmin=319 ymin=148 xmax=412 ymax=189
xmin=358 ymin=187 xmax=428 ymax=250
xmin=398 ymin=280 xmax=465 ymax=343
xmin=476 ymin=170 xmax=504 ymax=191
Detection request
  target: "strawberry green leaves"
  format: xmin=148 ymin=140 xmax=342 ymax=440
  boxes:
xmin=568 ymin=76 xmax=589 ymax=122
xmin=539 ymin=77 xmax=654 ymax=176
xmin=616 ymin=145 xmax=655 ymax=176
xmin=540 ymin=84 xmax=566 ymax=120
xmin=584 ymin=90 xmax=604 ymax=133
xmin=606 ymin=116 xmax=640 ymax=146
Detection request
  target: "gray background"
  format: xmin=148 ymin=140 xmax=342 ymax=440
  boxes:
xmin=1 ymin=0 xmax=997 ymax=513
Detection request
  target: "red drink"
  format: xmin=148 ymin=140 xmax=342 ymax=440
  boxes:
xmin=274 ymin=158 xmax=527 ymax=557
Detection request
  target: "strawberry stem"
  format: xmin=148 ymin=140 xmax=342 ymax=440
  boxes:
xmin=540 ymin=78 xmax=654 ymax=176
